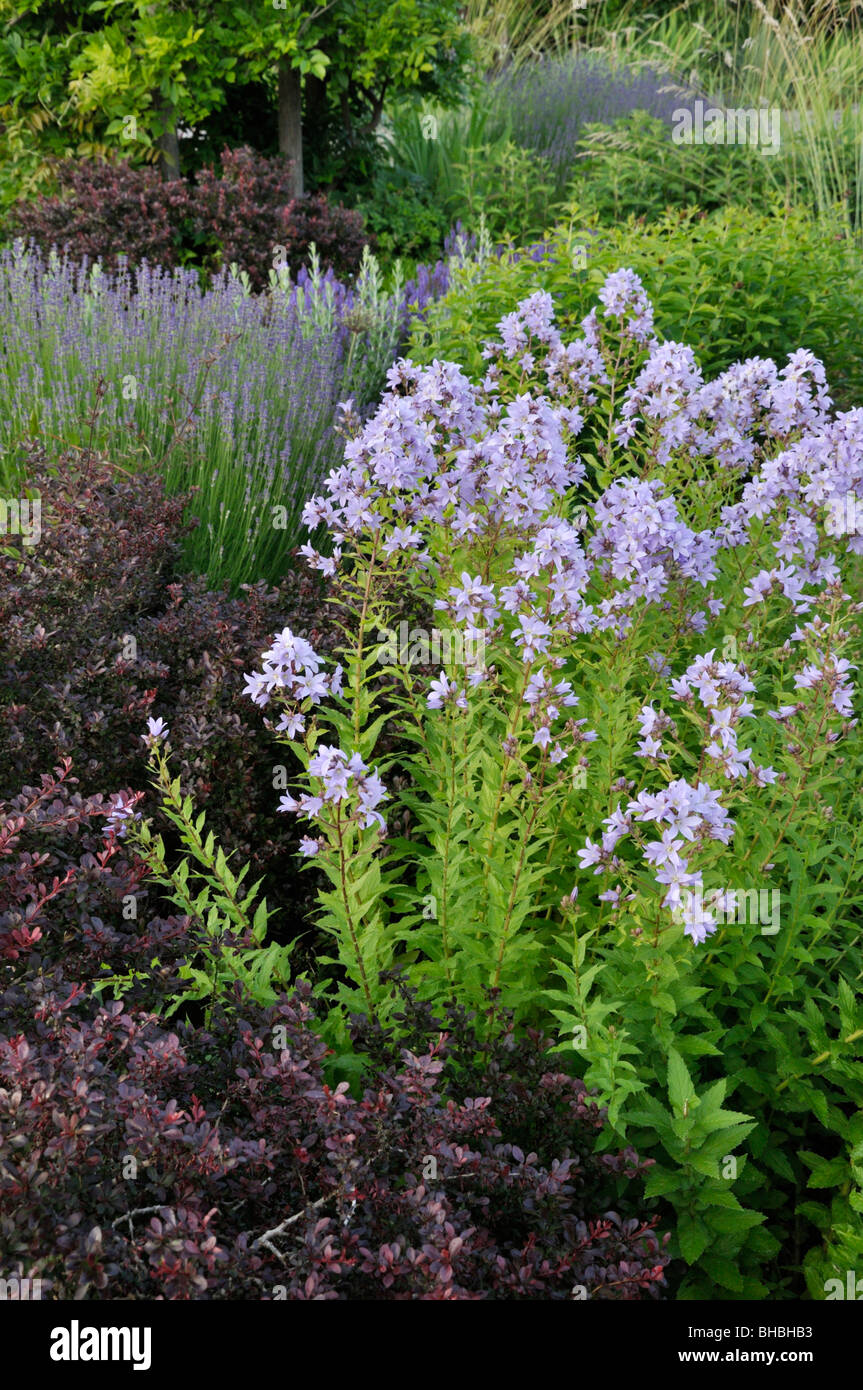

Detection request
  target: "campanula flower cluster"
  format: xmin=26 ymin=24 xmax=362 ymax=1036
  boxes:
xmin=239 ymin=269 xmax=857 ymax=943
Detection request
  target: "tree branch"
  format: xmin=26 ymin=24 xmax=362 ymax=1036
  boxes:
xmin=111 ymin=1204 xmax=169 ymax=1236
xmin=251 ymin=1195 xmax=330 ymax=1262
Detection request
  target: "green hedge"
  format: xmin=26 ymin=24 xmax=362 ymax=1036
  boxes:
xmin=410 ymin=203 xmax=863 ymax=408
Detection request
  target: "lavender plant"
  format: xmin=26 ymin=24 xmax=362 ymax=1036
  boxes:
xmin=0 ymin=234 xmax=479 ymax=589
xmin=488 ymin=52 xmax=699 ymax=197
xmin=231 ymin=271 xmax=863 ymax=1296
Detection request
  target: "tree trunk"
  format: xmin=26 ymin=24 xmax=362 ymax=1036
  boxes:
xmin=154 ymin=96 xmax=180 ymax=181
xmin=277 ymin=58 xmax=303 ymax=199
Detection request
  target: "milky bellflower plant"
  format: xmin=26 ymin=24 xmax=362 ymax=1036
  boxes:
xmin=244 ymin=268 xmax=859 ymax=999
xmin=242 ymin=270 xmax=851 ymax=1049
xmin=244 ymin=282 xmax=616 ymax=1025
xmin=120 ymin=718 xmax=291 ymax=1023
xmin=238 ymin=267 xmax=863 ymax=1299
xmin=241 ymin=621 xmax=395 ymax=1021
xmin=238 ymin=269 xmax=863 ymax=1290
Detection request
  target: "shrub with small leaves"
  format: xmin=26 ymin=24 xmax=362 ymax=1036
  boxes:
xmin=0 ymin=759 xmax=187 ymax=995
xmin=9 ymin=159 xmax=193 ymax=274
xmin=0 ymin=446 xmax=338 ymax=948
xmin=192 ymin=146 xmax=299 ymax=290
xmin=278 ymin=192 xmax=370 ymax=286
xmin=0 ymin=971 xmax=670 ymax=1300
xmin=8 ymin=149 xmax=371 ymax=292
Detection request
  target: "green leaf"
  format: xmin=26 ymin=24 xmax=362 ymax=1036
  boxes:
xmin=700 ymin=1253 xmax=745 ymax=1292
xmin=667 ymin=1047 xmax=696 ymax=1116
xmin=678 ymin=1212 xmax=711 ymax=1264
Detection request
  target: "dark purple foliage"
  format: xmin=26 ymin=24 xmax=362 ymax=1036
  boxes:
xmin=279 ymin=191 xmax=370 ymax=286
xmin=9 ymin=159 xmax=193 ymax=274
xmin=0 ymin=760 xmax=187 ymax=988
xmin=194 ymin=149 xmax=369 ymax=290
xmin=9 ymin=150 xmax=370 ymax=292
xmin=0 ymin=963 xmax=671 ymax=1299
xmin=0 ymin=762 xmax=669 ymax=1301
xmin=0 ymin=447 xmax=338 ymax=948
xmin=191 ymin=145 xmax=300 ymax=289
